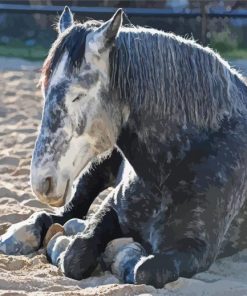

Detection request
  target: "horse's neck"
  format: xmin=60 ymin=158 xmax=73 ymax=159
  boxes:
xmin=117 ymin=116 xmax=199 ymax=183
xmin=117 ymin=81 xmax=247 ymax=180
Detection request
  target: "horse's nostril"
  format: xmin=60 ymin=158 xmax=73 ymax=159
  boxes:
xmin=43 ymin=177 xmax=52 ymax=196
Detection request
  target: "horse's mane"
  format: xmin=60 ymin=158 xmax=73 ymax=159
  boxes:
xmin=110 ymin=27 xmax=247 ymax=127
xmin=41 ymin=21 xmax=247 ymax=128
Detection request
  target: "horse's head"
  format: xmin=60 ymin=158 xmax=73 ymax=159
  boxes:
xmin=31 ymin=7 xmax=124 ymax=207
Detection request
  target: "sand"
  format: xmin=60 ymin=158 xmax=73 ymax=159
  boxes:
xmin=0 ymin=58 xmax=246 ymax=296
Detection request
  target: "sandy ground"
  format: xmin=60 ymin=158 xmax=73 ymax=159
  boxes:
xmin=0 ymin=58 xmax=246 ymax=295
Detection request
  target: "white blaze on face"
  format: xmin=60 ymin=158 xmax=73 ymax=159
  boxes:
xmin=31 ymin=53 xmax=71 ymax=204
xmin=47 ymin=53 xmax=68 ymax=94
xmin=37 ymin=53 xmax=70 ymax=170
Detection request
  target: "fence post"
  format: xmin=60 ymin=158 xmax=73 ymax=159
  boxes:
xmin=200 ymin=0 xmax=208 ymax=46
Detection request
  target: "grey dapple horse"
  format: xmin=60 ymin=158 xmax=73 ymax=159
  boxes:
xmin=1 ymin=7 xmax=247 ymax=288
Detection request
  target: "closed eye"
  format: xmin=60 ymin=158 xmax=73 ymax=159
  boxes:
xmin=72 ymin=93 xmax=85 ymax=102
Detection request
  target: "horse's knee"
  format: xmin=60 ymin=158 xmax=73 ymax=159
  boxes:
xmin=63 ymin=218 xmax=87 ymax=235
xmin=46 ymin=233 xmax=71 ymax=265
xmin=61 ymin=236 xmax=98 ymax=280
xmin=102 ymin=237 xmax=134 ymax=269
xmin=102 ymin=238 xmax=147 ymax=284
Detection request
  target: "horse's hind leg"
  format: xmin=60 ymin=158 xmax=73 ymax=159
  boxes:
xmin=218 ymin=199 xmax=247 ymax=258
xmin=0 ymin=149 xmax=122 ymax=255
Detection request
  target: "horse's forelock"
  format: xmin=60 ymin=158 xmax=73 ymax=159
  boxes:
xmin=40 ymin=21 xmax=101 ymax=91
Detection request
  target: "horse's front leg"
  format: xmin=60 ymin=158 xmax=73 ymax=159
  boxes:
xmin=134 ymin=238 xmax=211 ymax=288
xmin=54 ymin=148 xmax=123 ymax=223
xmin=55 ymin=195 xmax=123 ymax=280
xmin=106 ymin=235 xmax=215 ymax=288
xmin=0 ymin=149 xmax=122 ymax=255
xmin=101 ymin=173 xmax=220 ymax=288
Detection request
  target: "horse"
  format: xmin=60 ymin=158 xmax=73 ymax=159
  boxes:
xmin=1 ymin=6 xmax=247 ymax=288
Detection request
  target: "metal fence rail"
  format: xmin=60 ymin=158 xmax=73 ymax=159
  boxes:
xmin=1 ymin=3 xmax=247 ymax=18
xmin=1 ymin=3 xmax=247 ymax=46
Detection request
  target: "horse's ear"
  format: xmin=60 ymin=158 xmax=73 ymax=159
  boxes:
xmin=89 ymin=8 xmax=123 ymax=54
xmin=59 ymin=6 xmax=74 ymax=33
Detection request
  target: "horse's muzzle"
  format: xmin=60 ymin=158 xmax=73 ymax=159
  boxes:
xmin=31 ymin=173 xmax=69 ymax=207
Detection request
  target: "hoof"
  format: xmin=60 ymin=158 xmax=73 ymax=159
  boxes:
xmin=63 ymin=219 xmax=87 ymax=236
xmin=102 ymin=237 xmax=134 ymax=269
xmin=46 ymin=233 xmax=71 ymax=266
xmin=110 ymin=242 xmax=147 ymax=284
xmin=62 ymin=236 xmax=98 ymax=280
xmin=43 ymin=223 xmax=64 ymax=247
